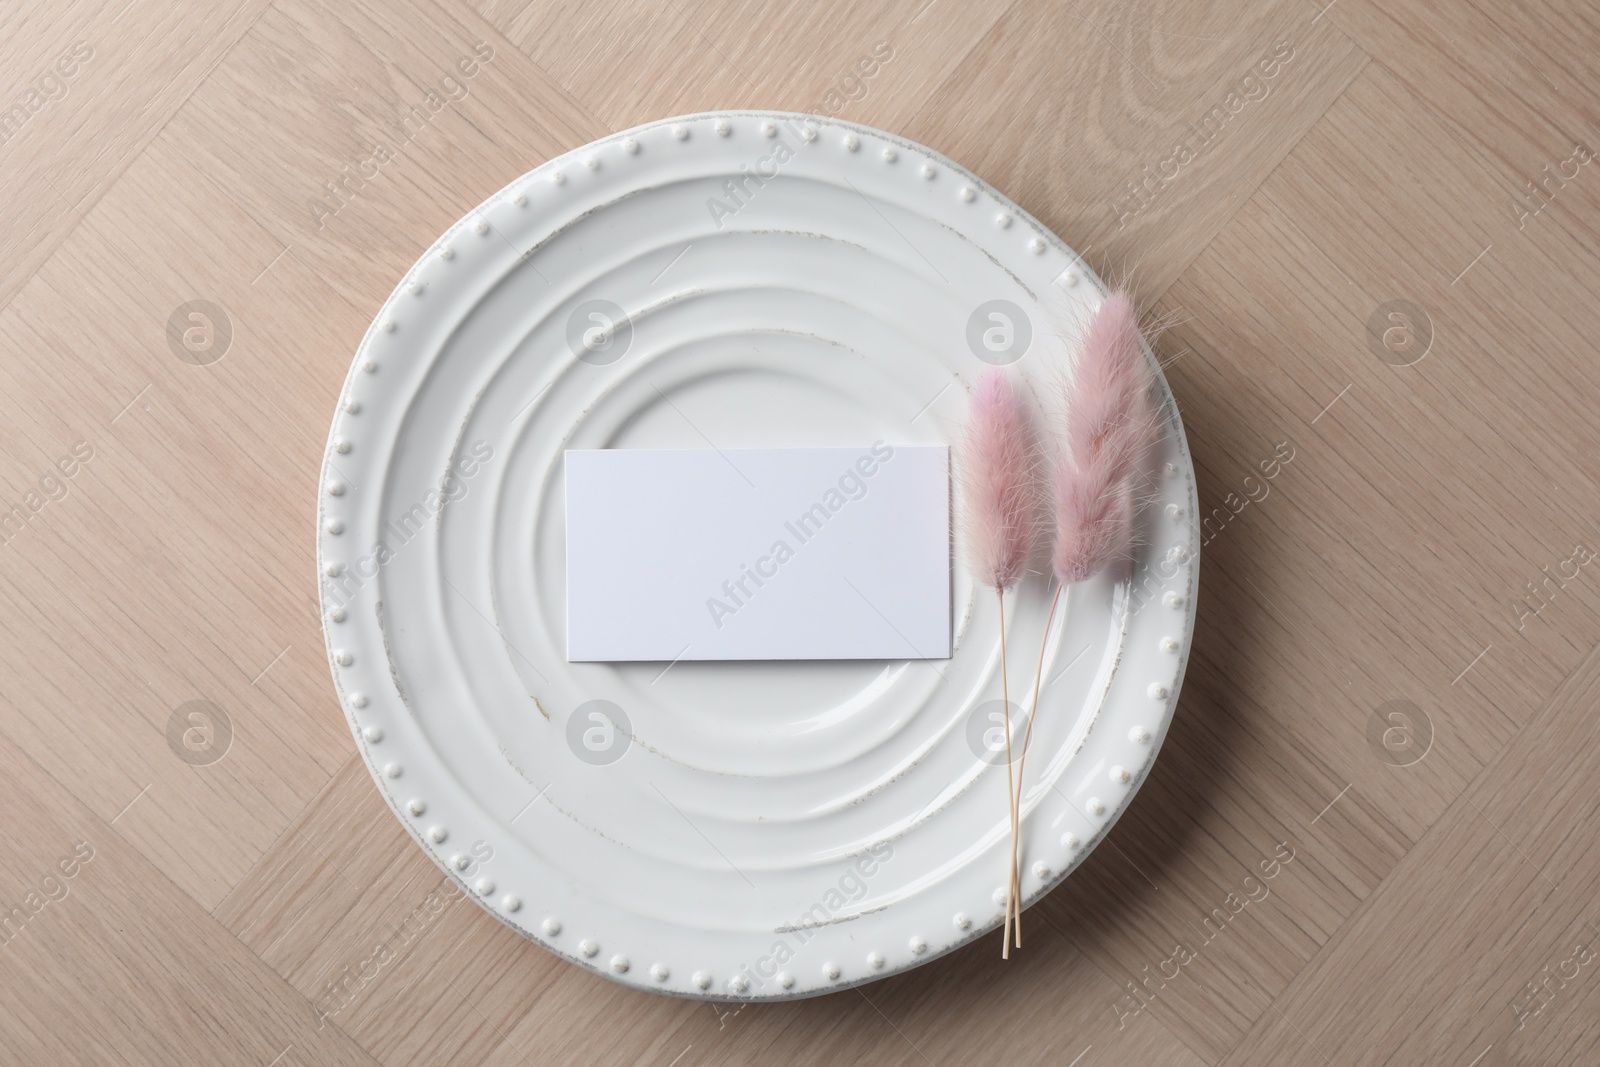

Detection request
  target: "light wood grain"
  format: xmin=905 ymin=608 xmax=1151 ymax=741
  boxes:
xmin=2 ymin=0 xmax=1599 ymax=1062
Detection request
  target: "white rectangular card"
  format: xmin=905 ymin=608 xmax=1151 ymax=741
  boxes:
xmin=565 ymin=445 xmax=950 ymax=661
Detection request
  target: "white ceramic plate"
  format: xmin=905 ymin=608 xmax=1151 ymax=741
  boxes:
xmin=317 ymin=111 xmax=1200 ymax=1001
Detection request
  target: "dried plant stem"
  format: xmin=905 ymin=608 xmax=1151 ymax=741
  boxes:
xmin=998 ymin=586 xmax=1017 ymax=959
xmin=1009 ymin=580 xmax=1065 ymax=942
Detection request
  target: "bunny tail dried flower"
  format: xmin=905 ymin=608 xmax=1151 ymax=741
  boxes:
xmin=1051 ymin=290 xmax=1158 ymax=583
xmin=958 ymin=367 xmax=1044 ymax=957
xmin=961 ymin=368 xmax=1042 ymax=592
xmin=1009 ymin=290 xmax=1161 ymax=944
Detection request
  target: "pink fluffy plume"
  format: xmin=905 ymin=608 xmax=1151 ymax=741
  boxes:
xmin=1052 ymin=291 xmax=1158 ymax=583
xmin=960 ymin=368 xmax=1042 ymax=591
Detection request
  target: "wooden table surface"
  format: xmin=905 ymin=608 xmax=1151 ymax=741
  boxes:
xmin=4 ymin=0 xmax=1599 ymax=1063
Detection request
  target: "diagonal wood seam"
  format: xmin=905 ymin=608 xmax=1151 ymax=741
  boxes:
xmin=1030 ymin=636 xmax=1600 ymax=1066
xmin=0 ymin=0 xmax=275 ymax=324
xmin=0 ymin=712 xmax=381 ymax=1061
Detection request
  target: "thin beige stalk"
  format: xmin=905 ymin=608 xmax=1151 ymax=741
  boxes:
xmin=1009 ymin=581 xmax=1064 ymax=942
xmin=998 ymin=586 xmax=1016 ymax=959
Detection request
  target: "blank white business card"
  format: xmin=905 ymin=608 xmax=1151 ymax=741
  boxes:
xmin=564 ymin=445 xmax=950 ymax=661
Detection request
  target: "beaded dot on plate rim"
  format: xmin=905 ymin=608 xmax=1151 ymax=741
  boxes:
xmin=320 ymin=112 xmax=1198 ymax=1000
